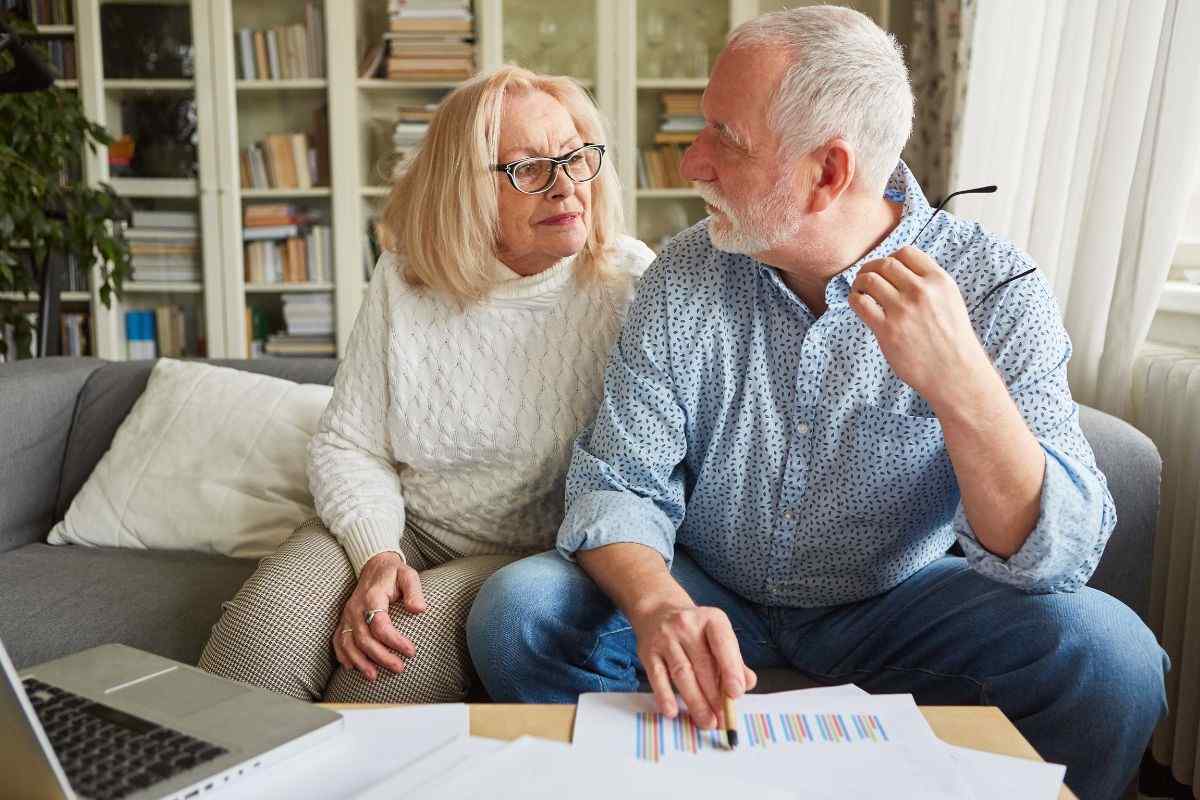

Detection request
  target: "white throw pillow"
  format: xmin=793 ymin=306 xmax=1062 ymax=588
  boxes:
xmin=48 ymin=358 xmax=333 ymax=558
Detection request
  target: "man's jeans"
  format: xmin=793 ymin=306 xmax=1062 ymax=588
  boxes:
xmin=467 ymin=549 xmax=1168 ymax=800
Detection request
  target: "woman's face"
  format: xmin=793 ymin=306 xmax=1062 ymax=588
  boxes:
xmin=494 ymin=91 xmax=592 ymax=276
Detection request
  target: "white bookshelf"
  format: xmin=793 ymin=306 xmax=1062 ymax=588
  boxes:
xmin=56 ymin=0 xmax=891 ymax=362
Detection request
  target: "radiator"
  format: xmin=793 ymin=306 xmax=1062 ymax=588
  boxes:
xmin=1132 ymin=345 xmax=1200 ymax=793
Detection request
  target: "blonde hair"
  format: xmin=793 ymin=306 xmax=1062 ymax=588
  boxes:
xmin=381 ymin=65 xmax=626 ymax=303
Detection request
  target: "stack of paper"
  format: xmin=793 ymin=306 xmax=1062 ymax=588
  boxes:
xmin=571 ymin=685 xmax=1066 ymax=800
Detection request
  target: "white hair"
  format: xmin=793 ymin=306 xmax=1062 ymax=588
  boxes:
xmin=727 ymin=5 xmax=913 ymax=193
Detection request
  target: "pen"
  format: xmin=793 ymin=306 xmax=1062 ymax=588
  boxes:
xmin=723 ymin=696 xmax=738 ymax=749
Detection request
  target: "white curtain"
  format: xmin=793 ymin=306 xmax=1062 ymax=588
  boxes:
xmin=945 ymin=0 xmax=1200 ymax=421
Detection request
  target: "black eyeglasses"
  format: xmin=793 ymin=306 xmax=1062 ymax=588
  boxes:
xmin=492 ymin=143 xmax=605 ymax=195
xmin=845 ymin=184 xmax=1036 ymax=313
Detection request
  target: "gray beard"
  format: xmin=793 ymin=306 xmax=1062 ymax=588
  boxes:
xmin=696 ymin=182 xmax=803 ymax=256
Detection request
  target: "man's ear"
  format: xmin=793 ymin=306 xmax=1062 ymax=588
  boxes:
xmin=807 ymin=139 xmax=856 ymax=214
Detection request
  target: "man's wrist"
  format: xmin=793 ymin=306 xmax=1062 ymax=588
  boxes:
xmin=926 ymin=349 xmax=1008 ymax=427
xmin=628 ymin=587 xmax=694 ymax=624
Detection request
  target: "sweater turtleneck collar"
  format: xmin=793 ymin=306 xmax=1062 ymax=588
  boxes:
xmin=488 ymin=253 xmax=577 ymax=303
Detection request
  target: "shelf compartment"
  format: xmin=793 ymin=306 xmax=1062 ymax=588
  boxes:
xmin=236 ymin=79 xmax=328 ymax=91
xmin=109 ymin=178 xmax=198 ymax=198
xmin=121 ymin=282 xmax=203 ymax=294
xmin=104 ymin=79 xmax=195 ymax=91
xmin=245 ymin=283 xmax=335 ymax=293
xmin=241 ymin=188 xmax=332 ymax=199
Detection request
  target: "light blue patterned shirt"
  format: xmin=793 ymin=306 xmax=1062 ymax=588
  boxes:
xmin=558 ymin=161 xmax=1117 ymax=607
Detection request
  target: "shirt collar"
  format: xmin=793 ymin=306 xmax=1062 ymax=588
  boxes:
xmin=823 ymin=160 xmax=933 ymax=307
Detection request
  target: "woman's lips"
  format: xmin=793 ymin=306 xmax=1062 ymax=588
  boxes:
xmin=539 ymin=213 xmax=580 ymax=226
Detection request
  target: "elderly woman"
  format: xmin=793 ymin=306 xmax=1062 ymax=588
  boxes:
xmin=198 ymin=65 xmax=653 ymax=703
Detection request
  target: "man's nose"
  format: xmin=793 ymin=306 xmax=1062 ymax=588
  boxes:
xmin=680 ymin=136 xmax=715 ymax=183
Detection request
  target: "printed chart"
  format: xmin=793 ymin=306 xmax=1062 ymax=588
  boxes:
xmin=634 ymin=710 xmax=890 ymax=761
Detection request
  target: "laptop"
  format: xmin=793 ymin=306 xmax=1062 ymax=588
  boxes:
xmin=2 ymin=637 xmax=343 ymax=800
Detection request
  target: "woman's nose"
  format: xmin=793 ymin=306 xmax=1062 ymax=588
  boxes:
xmin=546 ymin=165 xmax=572 ymax=200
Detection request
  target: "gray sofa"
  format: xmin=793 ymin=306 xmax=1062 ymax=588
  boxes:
xmin=0 ymin=357 xmax=1163 ymax=692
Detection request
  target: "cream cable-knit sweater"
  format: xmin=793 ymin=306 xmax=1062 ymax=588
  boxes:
xmin=307 ymin=235 xmax=656 ymax=574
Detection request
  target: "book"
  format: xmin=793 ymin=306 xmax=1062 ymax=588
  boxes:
xmin=291 ymin=133 xmax=313 ymax=188
xmin=358 ymin=43 xmax=385 ymax=79
xmin=253 ymin=30 xmax=269 ymax=80
xmin=266 ymin=28 xmax=281 ymax=80
xmin=238 ymin=28 xmax=255 ymax=80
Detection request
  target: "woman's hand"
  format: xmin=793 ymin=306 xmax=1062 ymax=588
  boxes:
xmin=332 ymin=551 xmax=427 ymax=681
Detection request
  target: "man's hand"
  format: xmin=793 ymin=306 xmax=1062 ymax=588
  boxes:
xmin=847 ymin=245 xmax=995 ymax=410
xmin=332 ymin=551 xmax=426 ymax=681
xmin=629 ymin=603 xmax=757 ymax=729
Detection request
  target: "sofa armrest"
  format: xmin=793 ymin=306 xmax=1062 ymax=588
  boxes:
xmin=0 ymin=357 xmax=107 ymax=553
xmin=1079 ymin=404 xmax=1161 ymax=622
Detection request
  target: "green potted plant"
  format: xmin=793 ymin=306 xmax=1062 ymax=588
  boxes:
xmin=0 ymin=15 xmax=131 ymax=360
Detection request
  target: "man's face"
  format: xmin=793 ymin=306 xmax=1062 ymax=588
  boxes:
xmin=680 ymin=46 xmax=808 ymax=256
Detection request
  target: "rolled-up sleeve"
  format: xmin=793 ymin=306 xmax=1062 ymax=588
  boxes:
xmin=557 ymin=261 xmax=689 ymax=566
xmin=955 ymin=261 xmax=1117 ymax=593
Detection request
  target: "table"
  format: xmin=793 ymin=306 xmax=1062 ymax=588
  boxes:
xmin=329 ymin=703 xmax=1077 ymax=799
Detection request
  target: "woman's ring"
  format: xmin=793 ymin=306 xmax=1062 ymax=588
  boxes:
xmin=341 ymin=627 xmax=353 ymax=636
xmin=364 ymin=608 xmax=387 ymax=626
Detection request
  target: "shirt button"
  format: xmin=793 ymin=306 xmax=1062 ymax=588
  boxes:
xmin=796 ymin=422 xmax=811 ymax=435
xmin=783 ymin=510 xmax=796 ymax=521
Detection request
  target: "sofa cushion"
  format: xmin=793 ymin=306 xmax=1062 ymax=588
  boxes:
xmin=0 ymin=542 xmax=258 ymax=669
xmin=55 ymin=358 xmax=338 ymax=522
xmin=1078 ymin=405 xmax=1161 ymax=621
xmin=49 ymin=358 xmax=333 ymax=558
xmin=0 ymin=357 xmax=106 ymax=554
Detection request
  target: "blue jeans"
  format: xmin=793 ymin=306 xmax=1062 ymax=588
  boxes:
xmin=467 ymin=548 xmax=1167 ymax=800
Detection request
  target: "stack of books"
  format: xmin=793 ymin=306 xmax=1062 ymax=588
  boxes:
xmin=385 ymin=0 xmax=476 ymax=81
xmin=638 ymin=92 xmax=704 ymax=190
xmin=125 ymin=210 xmax=201 ymax=285
xmin=243 ymin=205 xmax=332 ymax=285
xmin=59 ymin=312 xmax=89 ymax=357
xmin=236 ymin=1 xmax=325 ymax=80
xmin=240 ymin=133 xmax=319 ymax=190
xmin=29 ymin=0 xmax=72 ymax=24
xmin=124 ymin=306 xmax=190 ymax=359
xmin=390 ymin=103 xmax=438 ymax=176
xmin=44 ymin=39 xmax=76 ymax=80
xmin=266 ymin=293 xmax=336 ymax=357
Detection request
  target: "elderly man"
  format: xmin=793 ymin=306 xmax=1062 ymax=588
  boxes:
xmin=467 ymin=7 xmax=1167 ymax=799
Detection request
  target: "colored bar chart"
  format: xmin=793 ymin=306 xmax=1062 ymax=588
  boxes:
xmin=633 ymin=711 xmax=889 ymax=761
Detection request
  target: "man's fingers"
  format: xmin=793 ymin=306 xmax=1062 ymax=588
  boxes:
xmin=702 ymin=618 xmax=747 ymax=698
xmin=878 ymin=256 xmax=923 ymax=295
xmin=396 ymin=567 xmax=428 ymax=614
xmin=665 ymin=643 xmax=716 ymax=729
xmin=891 ymin=245 xmax=938 ymax=276
xmin=645 ymin=656 xmax=679 ymax=718
xmin=853 ymin=269 xmax=901 ymax=311
xmin=369 ymin=612 xmax=416 ymax=658
xmin=848 ymin=288 xmax=886 ymax=329
xmin=744 ymin=666 xmax=758 ymax=692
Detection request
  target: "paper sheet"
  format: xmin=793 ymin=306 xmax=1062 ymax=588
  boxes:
xmin=406 ymin=735 xmax=800 ymax=800
xmin=355 ymin=736 xmax=504 ymax=799
xmin=949 ymin=744 xmax=1067 ymax=800
xmin=574 ymin=691 xmax=974 ymax=800
xmin=217 ymin=704 xmax=469 ymax=800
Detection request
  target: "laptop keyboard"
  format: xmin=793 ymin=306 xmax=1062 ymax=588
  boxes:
xmin=22 ymin=677 xmax=229 ymax=800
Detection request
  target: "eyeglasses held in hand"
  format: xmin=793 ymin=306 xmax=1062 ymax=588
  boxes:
xmin=908 ymin=185 xmax=1037 ymax=313
xmin=493 ymin=143 xmax=606 ymax=195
